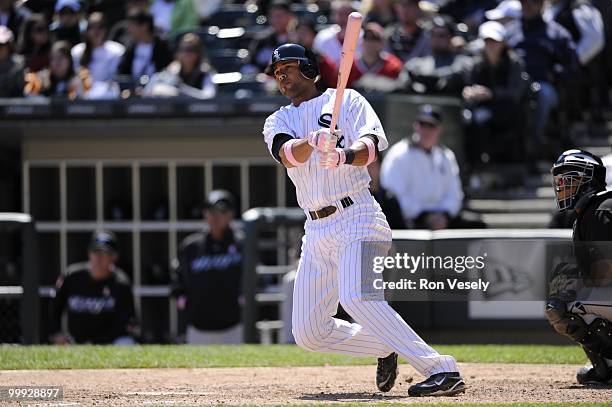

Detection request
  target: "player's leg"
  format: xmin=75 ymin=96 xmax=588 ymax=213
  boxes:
xmin=335 ymin=209 xmax=459 ymax=378
xmin=291 ymin=225 xmax=393 ymax=358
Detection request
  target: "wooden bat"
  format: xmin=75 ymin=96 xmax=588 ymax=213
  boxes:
xmin=329 ymin=11 xmax=363 ymax=134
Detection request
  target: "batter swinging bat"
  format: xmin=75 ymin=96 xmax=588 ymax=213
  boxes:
xmin=329 ymin=11 xmax=363 ymax=134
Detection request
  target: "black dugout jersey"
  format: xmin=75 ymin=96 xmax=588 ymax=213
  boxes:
xmin=174 ymin=228 xmax=243 ymax=331
xmin=51 ymin=263 xmax=136 ymax=344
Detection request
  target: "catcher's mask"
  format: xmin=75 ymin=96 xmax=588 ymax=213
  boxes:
xmin=551 ymin=149 xmax=606 ymax=211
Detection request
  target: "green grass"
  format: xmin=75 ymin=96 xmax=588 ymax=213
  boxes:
xmin=294 ymin=405 xmax=609 ymax=407
xmin=0 ymin=344 xmax=586 ymax=370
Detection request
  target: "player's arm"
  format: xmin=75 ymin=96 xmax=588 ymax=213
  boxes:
xmin=273 ymin=133 xmax=315 ymax=168
xmin=273 ymin=129 xmax=338 ymax=168
xmin=320 ymin=134 xmax=379 ymax=168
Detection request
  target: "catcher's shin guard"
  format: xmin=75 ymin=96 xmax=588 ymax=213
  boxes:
xmin=578 ymin=319 xmax=612 ymax=382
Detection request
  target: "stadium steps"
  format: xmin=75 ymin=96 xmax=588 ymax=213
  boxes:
xmin=463 ymin=113 xmax=612 ymax=229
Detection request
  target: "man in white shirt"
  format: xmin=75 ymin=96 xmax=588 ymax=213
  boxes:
xmin=313 ymin=0 xmax=362 ymax=66
xmin=381 ymin=105 xmax=484 ymax=229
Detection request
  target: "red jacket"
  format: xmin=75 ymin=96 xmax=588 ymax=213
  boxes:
xmin=347 ymin=52 xmax=403 ymax=87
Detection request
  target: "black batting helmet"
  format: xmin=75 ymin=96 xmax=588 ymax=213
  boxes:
xmin=551 ymin=149 xmax=607 ymax=211
xmin=264 ymin=43 xmax=320 ymax=81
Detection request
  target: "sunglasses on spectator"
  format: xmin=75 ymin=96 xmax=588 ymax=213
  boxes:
xmin=87 ymin=24 xmax=105 ymax=31
xmin=33 ymin=26 xmax=48 ymax=33
xmin=179 ymin=46 xmax=200 ymax=53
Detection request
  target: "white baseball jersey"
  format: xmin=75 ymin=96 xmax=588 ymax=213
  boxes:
xmin=263 ymin=88 xmax=388 ymax=210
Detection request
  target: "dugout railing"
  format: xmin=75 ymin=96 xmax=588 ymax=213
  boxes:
xmin=0 ymin=213 xmax=39 ymax=344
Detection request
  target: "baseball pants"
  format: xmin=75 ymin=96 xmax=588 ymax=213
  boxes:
xmin=292 ymin=190 xmax=458 ymax=377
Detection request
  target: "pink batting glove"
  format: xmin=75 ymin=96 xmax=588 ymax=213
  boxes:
xmin=319 ymin=148 xmax=346 ymax=169
xmin=307 ymin=128 xmax=338 ymax=152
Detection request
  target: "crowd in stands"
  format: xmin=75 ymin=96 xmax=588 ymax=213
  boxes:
xmin=0 ymin=0 xmax=609 ymax=160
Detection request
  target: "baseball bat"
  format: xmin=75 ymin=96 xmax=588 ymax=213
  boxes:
xmin=329 ymin=11 xmax=362 ymax=134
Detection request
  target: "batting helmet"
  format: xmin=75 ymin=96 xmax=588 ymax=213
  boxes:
xmin=264 ymin=43 xmax=320 ymax=81
xmin=551 ymin=149 xmax=607 ymax=211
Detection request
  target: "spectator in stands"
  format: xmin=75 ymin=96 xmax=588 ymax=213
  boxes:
xmin=381 ymin=105 xmax=485 ymax=229
xmin=313 ymin=0 xmax=361 ymax=66
xmin=17 ymin=13 xmax=50 ymax=72
xmin=368 ymin=154 xmax=407 ymax=229
xmin=364 ymin=0 xmax=397 ymax=27
xmin=71 ymin=12 xmax=124 ymax=98
xmin=150 ymin=0 xmax=199 ymax=38
xmin=50 ymin=0 xmax=83 ymax=47
xmin=172 ymin=190 xmax=243 ymax=344
xmin=592 ymin=0 xmax=612 ymax=86
xmin=484 ymin=0 xmax=522 ymax=25
xmin=24 ymin=41 xmax=89 ymax=98
xmin=505 ymin=0 xmax=577 ymax=142
xmin=0 ymin=0 xmax=29 ymax=38
xmin=462 ymin=21 xmax=528 ymax=166
xmin=0 ymin=25 xmax=24 ymax=97
xmin=544 ymin=0 xmax=607 ymax=122
xmin=50 ymin=231 xmax=137 ymax=345
xmin=289 ymin=18 xmax=337 ymax=89
xmin=385 ymin=0 xmax=430 ymax=63
xmin=247 ymin=0 xmax=295 ymax=73
xmin=117 ymin=10 xmax=172 ymax=84
xmin=109 ymin=0 xmax=154 ymax=45
xmin=347 ymin=22 xmax=402 ymax=90
xmin=144 ymin=32 xmax=216 ymax=99
xmin=398 ymin=15 xmax=473 ymax=96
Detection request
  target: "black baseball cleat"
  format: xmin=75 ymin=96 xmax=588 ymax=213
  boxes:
xmin=408 ymin=372 xmax=466 ymax=397
xmin=576 ymin=365 xmax=612 ymax=386
xmin=376 ymin=352 xmax=398 ymax=392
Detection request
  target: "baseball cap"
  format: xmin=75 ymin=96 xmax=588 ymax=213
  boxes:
xmin=205 ymin=190 xmax=236 ymax=212
xmin=416 ymin=104 xmax=442 ymax=126
xmin=126 ymin=9 xmax=154 ymax=26
xmin=364 ymin=22 xmax=384 ymax=40
xmin=485 ymin=0 xmax=521 ymax=21
xmin=55 ymin=0 xmax=81 ymax=13
xmin=479 ymin=21 xmax=506 ymax=42
xmin=89 ymin=231 xmax=118 ymax=254
xmin=0 ymin=26 xmax=14 ymax=45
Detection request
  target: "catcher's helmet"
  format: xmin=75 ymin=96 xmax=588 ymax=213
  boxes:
xmin=264 ymin=43 xmax=320 ymax=81
xmin=551 ymin=149 xmax=606 ymax=211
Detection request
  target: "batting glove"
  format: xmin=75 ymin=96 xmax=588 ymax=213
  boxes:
xmin=307 ymin=129 xmax=339 ymax=152
xmin=319 ymin=148 xmax=346 ymax=169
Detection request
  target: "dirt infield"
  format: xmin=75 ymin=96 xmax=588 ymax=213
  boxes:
xmin=1 ymin=363 xmax=612 ymax=405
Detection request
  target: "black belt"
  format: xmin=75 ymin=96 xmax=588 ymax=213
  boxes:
xmin=308 ymin=196 xmax=354 ymax=220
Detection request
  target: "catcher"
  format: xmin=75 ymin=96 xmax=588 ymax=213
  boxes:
xmin=546 ymin=149 xmax=612 ymax=385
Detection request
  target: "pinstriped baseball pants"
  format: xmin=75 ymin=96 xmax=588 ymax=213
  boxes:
xmin=292 ymin=191 xmax=458 ymax=377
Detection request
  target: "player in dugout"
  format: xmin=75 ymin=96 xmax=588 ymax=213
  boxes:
xmin=546 ymin=149 xmax=612 ymax=385
xmin=50 ymin=231 xmax=137 ymax=345
xmin=172 ymin=190 xmax=243 ymax=344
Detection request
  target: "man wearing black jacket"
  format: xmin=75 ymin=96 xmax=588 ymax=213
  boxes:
xmin=173 ymin=190 xmax=243 ymax=344
xmin=117 ymin=10 xmax=172 ymax=83
xmin=546 ymin=149 xmax=612 ymax=385
xmin=50 ymin=231 xmax=137 ymax=345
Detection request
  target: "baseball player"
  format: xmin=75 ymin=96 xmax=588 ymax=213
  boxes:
xmin=546 ymin=149 xmax=612 ymax=385
xmin=261 ymin=43 xmax=465 ymax=397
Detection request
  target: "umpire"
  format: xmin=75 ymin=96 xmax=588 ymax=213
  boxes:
xmin=50 ymin=231 xmax=137 ymax=345
xmin=172 ymin=190 xmax=243 ymax=344
xmin=546 ymin=149 xmax=612 ymax=385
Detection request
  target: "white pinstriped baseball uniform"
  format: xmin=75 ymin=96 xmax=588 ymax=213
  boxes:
xmin=263 ymin=88 xmax=457 ymax=377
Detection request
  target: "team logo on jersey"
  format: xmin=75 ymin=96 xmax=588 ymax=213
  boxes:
xmin=317 ymin=113 xmax=344 ymax=148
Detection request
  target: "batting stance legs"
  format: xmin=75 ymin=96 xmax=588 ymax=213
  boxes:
xmin=292 ymin=196 xmax=458 ymax=378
